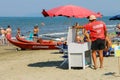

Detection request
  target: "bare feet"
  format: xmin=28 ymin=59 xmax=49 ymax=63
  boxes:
xmin=100 ymin=66 xmax=103 ymax=69
xmin=93 ymin=66 xmax=98 ymax=70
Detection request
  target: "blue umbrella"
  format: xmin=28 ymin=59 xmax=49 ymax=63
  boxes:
xmin=109 ymin=14 xmax=120 ymax=20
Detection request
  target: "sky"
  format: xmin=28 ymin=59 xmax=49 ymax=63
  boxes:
xmin=0 ymin=0 xmax=120 ymax=17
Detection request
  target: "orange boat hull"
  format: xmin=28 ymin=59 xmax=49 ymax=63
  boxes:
xmin=7 ymin=38 xmax=60 ymax=50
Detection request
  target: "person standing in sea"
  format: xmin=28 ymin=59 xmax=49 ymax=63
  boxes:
xmin=73 ymin=15 xmax=107 ymax=70
xmin=33 ymin=25 xmax=39 ymax=42
xmin=17 ymin=28 xmax=21 ymax=37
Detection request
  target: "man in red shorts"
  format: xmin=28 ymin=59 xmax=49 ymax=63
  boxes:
xmin=73 ymin=15 xmax=107 ymax=69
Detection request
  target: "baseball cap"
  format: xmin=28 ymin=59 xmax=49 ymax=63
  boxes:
xmin=89 ymin=15 xmax=96 ymax=20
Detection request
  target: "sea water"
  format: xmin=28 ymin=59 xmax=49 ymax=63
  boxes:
xmin=0 ymin=16 xmax=119 ymax=40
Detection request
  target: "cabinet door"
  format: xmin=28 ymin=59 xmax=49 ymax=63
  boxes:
xmin=70 ymin=53 xmax=83 ymax=67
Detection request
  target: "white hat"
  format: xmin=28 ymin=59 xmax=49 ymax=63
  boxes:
xmin=89 ymin=15 xmax=96 ymax=20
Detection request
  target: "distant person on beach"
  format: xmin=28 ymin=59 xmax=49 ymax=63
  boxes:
xmin=6 ymin=25 xmax=12 ymax=45
xmin=73 ymin=15 xmax=107 ymax=69
xmin=0 ymin=28 xmax=6 ymax=45
xmin=72 ymin=22 xmax=83 ymax=42
xmin=33 ymin=25 xmax=39 ymax=42
xmin=0 ymin=28 xmax=1 ymax=35
xmin=73 ymin=22 xmax=90 ymax=42
xmin=6 ymin=25 xmax=12 ymax=39
xmin=17 ymin=28 xmax=21 ymax=37
xmin=0 ymin=27 xmax=2 ymax=39
xmin=115 ymin=23 xmax=120 ymax=37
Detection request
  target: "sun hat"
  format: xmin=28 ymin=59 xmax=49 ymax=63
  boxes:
xmin=88 ymin=15 xmax=96 ymax=20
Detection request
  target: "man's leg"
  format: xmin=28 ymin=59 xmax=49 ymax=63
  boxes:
xmin=98 ymin=50 xmax=104 ymax=68
xmin=92 ymin=50 xmax=97 ymax=69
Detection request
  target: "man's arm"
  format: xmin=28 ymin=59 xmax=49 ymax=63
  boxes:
xmin=104 ymin=25 xmax=107 ymax=38
xmin=72 ymin=25 xmax=84 ymax=29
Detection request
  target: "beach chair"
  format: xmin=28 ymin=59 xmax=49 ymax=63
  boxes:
xmin=59 ymin=44 xmax=68 ymax=67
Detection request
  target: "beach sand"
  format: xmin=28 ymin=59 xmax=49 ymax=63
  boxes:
xmin=0 ymin=45 xmax=120 ymax=80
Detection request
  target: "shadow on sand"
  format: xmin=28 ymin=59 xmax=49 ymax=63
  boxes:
xmin=104 ymin=72 xmax=116 ymax=76
xmin=50 ymin=51 xmax=62 ymax=54
xmin=28 ymin=60 xmax=68 ymax=69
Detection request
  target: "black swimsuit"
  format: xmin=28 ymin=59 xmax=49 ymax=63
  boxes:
xmin=34 ymin=34 xmax=38 ymax=37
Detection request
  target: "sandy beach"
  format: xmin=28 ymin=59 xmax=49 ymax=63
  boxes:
xmin=0 ymin=45 xmax=120 ymax=80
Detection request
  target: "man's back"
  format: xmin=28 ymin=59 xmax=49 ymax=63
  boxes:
xmin=6 ymin=27 xmax=12 ymax=34
xmin=84 ymin=20 xmax=107 ymax=41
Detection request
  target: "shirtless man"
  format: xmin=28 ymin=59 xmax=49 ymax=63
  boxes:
xmin=33 ymin=26 xmax=39 ymax=42
xmin=6 ymin=25 xmax=12 ymax=39
xmin=17 ymin=28 xmax=21 ymax=37
xmin=6 ymin=25 xmax=12 ymax=45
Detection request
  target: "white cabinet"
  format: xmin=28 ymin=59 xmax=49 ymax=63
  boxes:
xmin=67 ymin=27 xmax=92 ymax=69
xmin=68 ymin=42 xmax=92 ymax=69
